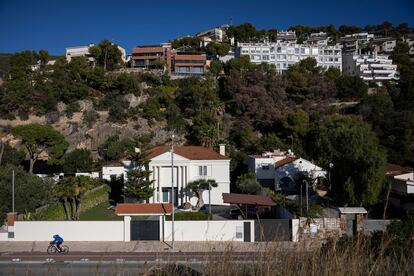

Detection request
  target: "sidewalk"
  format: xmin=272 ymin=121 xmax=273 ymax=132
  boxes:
xmin=0 ymin=241 xmax=318 ymax=253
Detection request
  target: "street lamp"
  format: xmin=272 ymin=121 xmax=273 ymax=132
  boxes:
xmin=328 ymin=163 xmax=334 ymax=191
xmin=171 ymin=134 xmax=175 ymax=250
xmin=303 ymin=179 xmax=309 ymax=216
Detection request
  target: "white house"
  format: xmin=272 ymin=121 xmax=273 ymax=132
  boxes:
xmin=386 ymin=164 xmax=414 ymax=195
xmin=101 ymin=146 xmax=231 ymax=206
xmin=247 ymin=150 xmax=326 ymax=192
xmin=146 ymin=145 xmax=230 ymax=206
xmin=66 ymin=43 xmax=127 ymax=64
xmin=102 ymin=161 xmax=131 ymax=181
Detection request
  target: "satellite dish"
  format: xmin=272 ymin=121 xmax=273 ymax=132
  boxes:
xmin=190 ymin=197 xmax=198 ymax=206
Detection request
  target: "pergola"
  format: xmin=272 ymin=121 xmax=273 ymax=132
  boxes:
xmin=222 ymin=193 xmax=277 ymax=219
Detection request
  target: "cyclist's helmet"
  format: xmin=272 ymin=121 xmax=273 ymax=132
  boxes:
xmin=53 ymin=234 xmax=57 ymax=238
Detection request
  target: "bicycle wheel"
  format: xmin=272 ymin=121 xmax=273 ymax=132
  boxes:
xmin=47 ymin=245 xmax=57 ymax=254
xmin=60 ymin=245 xmax=69 ymax=254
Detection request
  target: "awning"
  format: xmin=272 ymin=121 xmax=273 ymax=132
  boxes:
xmin=115 ymin=203 xmax=172 ymax=216
xmin=222 ymin=193 xmax=277 ymax=206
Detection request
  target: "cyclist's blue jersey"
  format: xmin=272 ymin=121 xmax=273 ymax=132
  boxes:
xmin=53 ymin=235 xmax=63 ymax=243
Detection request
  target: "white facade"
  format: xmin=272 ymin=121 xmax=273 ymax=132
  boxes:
xmin=66 ymin=44 xmax=95 ymax=63
xmin=66 ymin=44 xmax=126 ymax=63
xmin=148 ymin=151 xmax=230 ymax=206
xmin=392 ymin=173 xmax=414 ymax=194
xmin=403 ymin=34 xmax=414 ymax=56
xmin=372 ymin=37 xmax=397 ymax=54
xmin=342 ymin=53 xmax=399 ymax=83
xmin=247 ymin=151 xmax=326 ymax=191
xmin=236 ymin=42 xmax=342 ymax=73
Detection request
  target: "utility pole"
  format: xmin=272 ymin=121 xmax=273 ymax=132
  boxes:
xmin=304 ymin=180 xmax=309 ymax=216
xmin=209 ymin=182 xmax=212 ymax=220
xmin=12 ymin=170 xmax=15 ymax=213
xmin=171 ymin=134 xmax=175 ymax=250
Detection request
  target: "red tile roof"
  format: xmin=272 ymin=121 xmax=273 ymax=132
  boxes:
xmin=115 ymin=203 xmax=172 ymax=215
xmin=146 ymin=146 xmax=230 ymax=160
xmin=275 ymin=157 xmax=299 ymax=168
xmin=222 ymin=193 xmax=277 ymax=206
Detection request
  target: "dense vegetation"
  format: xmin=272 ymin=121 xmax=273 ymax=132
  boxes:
xmin=1 ymin=23 xmax=414 ymax=211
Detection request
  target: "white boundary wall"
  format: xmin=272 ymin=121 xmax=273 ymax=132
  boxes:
xmin=13 ymin=221 xmax=124 ymax=241
xmin=161 ymin=220 xmax=254 ymax=242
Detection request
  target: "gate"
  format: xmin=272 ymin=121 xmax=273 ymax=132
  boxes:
xmin=255 ymin=219 xmax=291 ymax=241
xmin=130 ymin=220 xmax=160 ymax=240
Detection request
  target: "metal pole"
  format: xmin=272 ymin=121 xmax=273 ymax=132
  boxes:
xmin=12 ymin=170 xmax=15 ymax=213
xmin=171 ymin=134 xmax=175 ymax=250
xmin=305 ymin=180 xmax=309 ymax=216
xmin=209 ymin=183 xmax=211 ymax=220
xmin=300 ymin=183 xmax=302 ymax=217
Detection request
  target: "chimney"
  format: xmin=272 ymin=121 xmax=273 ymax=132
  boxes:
xmin=219 ymin=144 xmax=226 ymax=156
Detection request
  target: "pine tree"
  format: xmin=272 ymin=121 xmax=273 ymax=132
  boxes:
xmin=123 ymin=137 xmax=155 ymax=202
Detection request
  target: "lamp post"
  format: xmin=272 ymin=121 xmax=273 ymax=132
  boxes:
xmin=171 ymin=134 xmax=175 ymax=250
xmin=12 ymin=170 xmax=15 ymax=213
xmin=303 ymin=179 xmax=309 ymax=216
xmin=208 ymin=181 xmax=212 ymax=220
xmin=328 ymin=163 xmax=334 ymax=191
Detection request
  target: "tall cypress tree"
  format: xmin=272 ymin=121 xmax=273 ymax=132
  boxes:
xmin=123 ymin=136 xmax=155 ymax=202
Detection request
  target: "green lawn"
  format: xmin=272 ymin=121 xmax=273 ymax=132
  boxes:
xmin=79 ymin=202 xmax=122 ymax=221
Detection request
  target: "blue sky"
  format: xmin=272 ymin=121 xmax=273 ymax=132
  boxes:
xmin=0 ymin=0 xmax=413 ymax=55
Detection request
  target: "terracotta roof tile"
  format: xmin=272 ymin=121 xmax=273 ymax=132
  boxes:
xmin=274 ymin=157 xmax=299 ymax=168
xmin=146 ymin=146 xmax=230 ymax=160
xmin=115 ymin=203 xmax=172 ymax=215
xmin=222 ymin=193 xmax=277 ymax=206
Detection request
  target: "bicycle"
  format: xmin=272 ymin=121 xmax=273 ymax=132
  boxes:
xmin=47 ymin=243 xmax=69 ymax=254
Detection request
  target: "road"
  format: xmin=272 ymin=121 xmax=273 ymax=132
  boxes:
xmin=0 ymin=251 xmax=265 ymax=275
xmin=0 ymin=251 xmax=258 ymax=263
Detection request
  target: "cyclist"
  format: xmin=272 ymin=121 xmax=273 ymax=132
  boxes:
xmin=50 ymin=234 xmax=64 ymax=252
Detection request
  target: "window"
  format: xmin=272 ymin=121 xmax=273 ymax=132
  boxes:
xmin=277 ymin=47 xmax=282 ymax=53
xmin=262 ymin=165 xmax=270 ymax=170
xmin=263 ymin=55 xmax=269 ymax=60
xmin=270 ymin=55 xmax=275 ymax=59
xmin=295 ymin=48 xmax=299 ymax=54
xmin=199 ymin=166 xmax=207 ymax=176
xmin=162 ymin=189 xmax=170 ymax=202
xmin=301 ymin=48 xmax=305 ymax=54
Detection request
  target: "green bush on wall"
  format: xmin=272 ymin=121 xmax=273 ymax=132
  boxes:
xmin=166 ymin=211 xmax=211 ymax=221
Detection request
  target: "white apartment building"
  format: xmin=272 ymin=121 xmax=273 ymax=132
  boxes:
xmin=340 ymin=32 xmax=374 ymax=54
xmin=66 ymin=43 xmax=127 ymax=64
xmin=66 ymin=44 xmax=96 ymax=63
xmin=305 ymin=32 xmax=330 ymax=46
xmin=342 ymin=53 xmax=399 ymax=84
xmin=277 ymin=31 xmax=297 ymax=42
xmin=371 ymin=37 xmax=397 ymax=54
xmin=403 ymin=33 xmax=414 ymax=56
xmin=247 ymin=150 xmax=326 ymax=192
xmin=236 ymin=42 xmax=342 ymax=73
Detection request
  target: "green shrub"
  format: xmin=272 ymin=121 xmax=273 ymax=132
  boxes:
xmin=36 ymin=185 xmax=110 ymax=220
xmin=166 ymin=211 xmax=211 ymax=221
